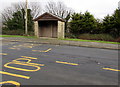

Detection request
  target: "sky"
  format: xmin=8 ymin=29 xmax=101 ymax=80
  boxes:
xmin=0 ymin=0 xmax=120 ymax=19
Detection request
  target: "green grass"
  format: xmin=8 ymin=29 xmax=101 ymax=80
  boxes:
xmin=1 ymin=35 xmax=119 ymax=44
xmin=0 ymin=35 xmax=36 ymax=38
xmin=61 ymin=38 xmax=120 ymax=44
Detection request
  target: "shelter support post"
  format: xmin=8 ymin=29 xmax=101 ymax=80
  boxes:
xmin=57 ymin=21 xmax=65 ymax=39
xmin=34 ymin=21 xmax=39 ymax=37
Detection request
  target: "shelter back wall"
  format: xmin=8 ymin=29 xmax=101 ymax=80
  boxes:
xmin=38 ymin=21 xmax=57 ymax=38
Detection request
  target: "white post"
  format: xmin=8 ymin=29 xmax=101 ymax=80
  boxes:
xmin=25 ymin=0 xmax=28 ymax=35
xmin=118 ymin=1 xmax=120 ymax=10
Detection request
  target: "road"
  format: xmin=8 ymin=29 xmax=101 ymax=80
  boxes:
xmin=1 ymin=39 xmax=119 ymax=86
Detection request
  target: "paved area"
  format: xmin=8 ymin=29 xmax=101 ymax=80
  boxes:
xmin=0 ymin=38 xmax=119 ymax=86
xmin=2 ymin=37 xmax=119 ymax=50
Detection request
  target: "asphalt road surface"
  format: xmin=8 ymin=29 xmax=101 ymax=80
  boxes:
xmin=1 ymin=40 xmax=119 ymax=86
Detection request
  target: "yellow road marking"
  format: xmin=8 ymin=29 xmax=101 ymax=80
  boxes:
xmin=23 ymin=46 xmax=33 ymax=48
xmin=21 ymin=56 xmax=38 ymax=59
xmin=0 ymin=53 xmax=7 ymax=55
xmin=12 ymin=44 xmax=36 ymax=48
xmin=103 ymin=68 xmax=120 ymax=72
xmin=9 ymin=48 xmax=20 ymax=50
xmin=56 ymin=61 xmax=79 ymax=66
xmin=9 ymin=48 xmax=15 ymax=49
xmin=0 ymin=81 xmax=20 ymax=87
xmin=43 ymin=48 xmax=52 ymax=52
xmin=32 ymin=48 xmax=52 ymax=52
xmin=31 ymin=44 xmax=36 ymax=46
xmin=4 ymin=57 xmax=44 ymax=72
xmin=0 ymin=71 xmax=30 ymax=79
xmin=11 ymin=44 xmax=41 ymax=49
xmin=13 ymin=58 xmax=44 ymax=66
xmin=11 ymin=40 xmax=20 ymax=42
xmin=32 ymin=50 xmax=37 ymax=52
xmin=4 ymin=62 xmax=41 ymax=72
xmin=28 ymin=41 xmax=33 ymax=42
xmin=27 ymin=46 xmax=33 ymax=48
xmin=17 ymin=45 xmax=22 ymax=46
xmin=13 ymin=58 xmax=32 ymax=63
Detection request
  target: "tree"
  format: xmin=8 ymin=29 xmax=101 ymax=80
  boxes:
xmin=82 ymin=11 xmax=97 ymax=33
xmin=45 ymin=1 xmax=73 ymax=18
xmin=69 ymin=11 xmax=97 ymax=35
xmin=69 ymin=13 xmax=84 ymax=35
xmin=91 ymin=19 xmax=103 ymax=34
xmin=102 ymin=9 xmax=120 ymax=37
xmin=3 ymin=9 xmax=34 ymax=34
xmin=2 ymin=2 xmax=41 ymax=23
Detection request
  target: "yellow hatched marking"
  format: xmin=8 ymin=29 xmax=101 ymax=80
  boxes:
xmin=103 ymin=68 xmax=120 ymax=72
xmin=0 ymin=71 xmax=30 ymax=79
xmin=56 ymin=61 xmax=78 ymax=66
xmin=0 ymin=81 xmax=20 ymax=87
xmin=0 ymin=53 xmax=7 ymax=55
xmin=32 ymin=48 xmax=52 ymax=52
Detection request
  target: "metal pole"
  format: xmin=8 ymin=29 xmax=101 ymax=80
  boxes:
xmin=25 ymin=0 xmax=28 ymax=35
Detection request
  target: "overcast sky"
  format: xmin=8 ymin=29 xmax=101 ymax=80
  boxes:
xmin=0 ymin=0 xmax=120 ymax=19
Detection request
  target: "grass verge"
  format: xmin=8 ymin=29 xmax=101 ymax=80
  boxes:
xmin=0 ymin=35 xmax=36 ymax=38
xmin=62 ymin=38 xmax=120 ymax=44
xmin=1 ymin=35 xmax=119 ymax=44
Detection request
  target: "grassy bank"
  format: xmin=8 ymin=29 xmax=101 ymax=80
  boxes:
xmin=62 ymin=38 xmax=120 ymax=44
xmin=1 ymin=35 xmax=119 ymax=44
xmin=65 ymin=33 xmax=120 ymax=44
xmin=0 ymin=35 xmax=36 ymax=38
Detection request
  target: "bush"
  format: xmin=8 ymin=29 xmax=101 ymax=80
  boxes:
xmin=78 ymin=34 xmax=115 ymax=41
xmin=28 ymin=31 xmax=34 ymax=36
xmin=65 ymin=33 xmax=77 ymax=38
xmin=2 ymin=30 xmax=25 ymax=35
xmin=114 ymin=37 xmax=120 ymax=42
xmin=2 ymin=29 xmax=34 ymax=36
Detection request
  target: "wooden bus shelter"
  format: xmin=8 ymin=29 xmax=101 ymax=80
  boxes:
xmin=33 ymin=12 xmax=65 ymax=39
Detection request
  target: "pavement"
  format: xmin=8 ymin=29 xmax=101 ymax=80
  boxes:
xmin=0 ymin=37 xmax=119 ymax=86
xmin=2 ymin=37 xmax=119 ymax=50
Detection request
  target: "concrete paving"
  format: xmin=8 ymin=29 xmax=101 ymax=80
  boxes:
xmin=1 ymin=38 xmax=119 ymax=86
